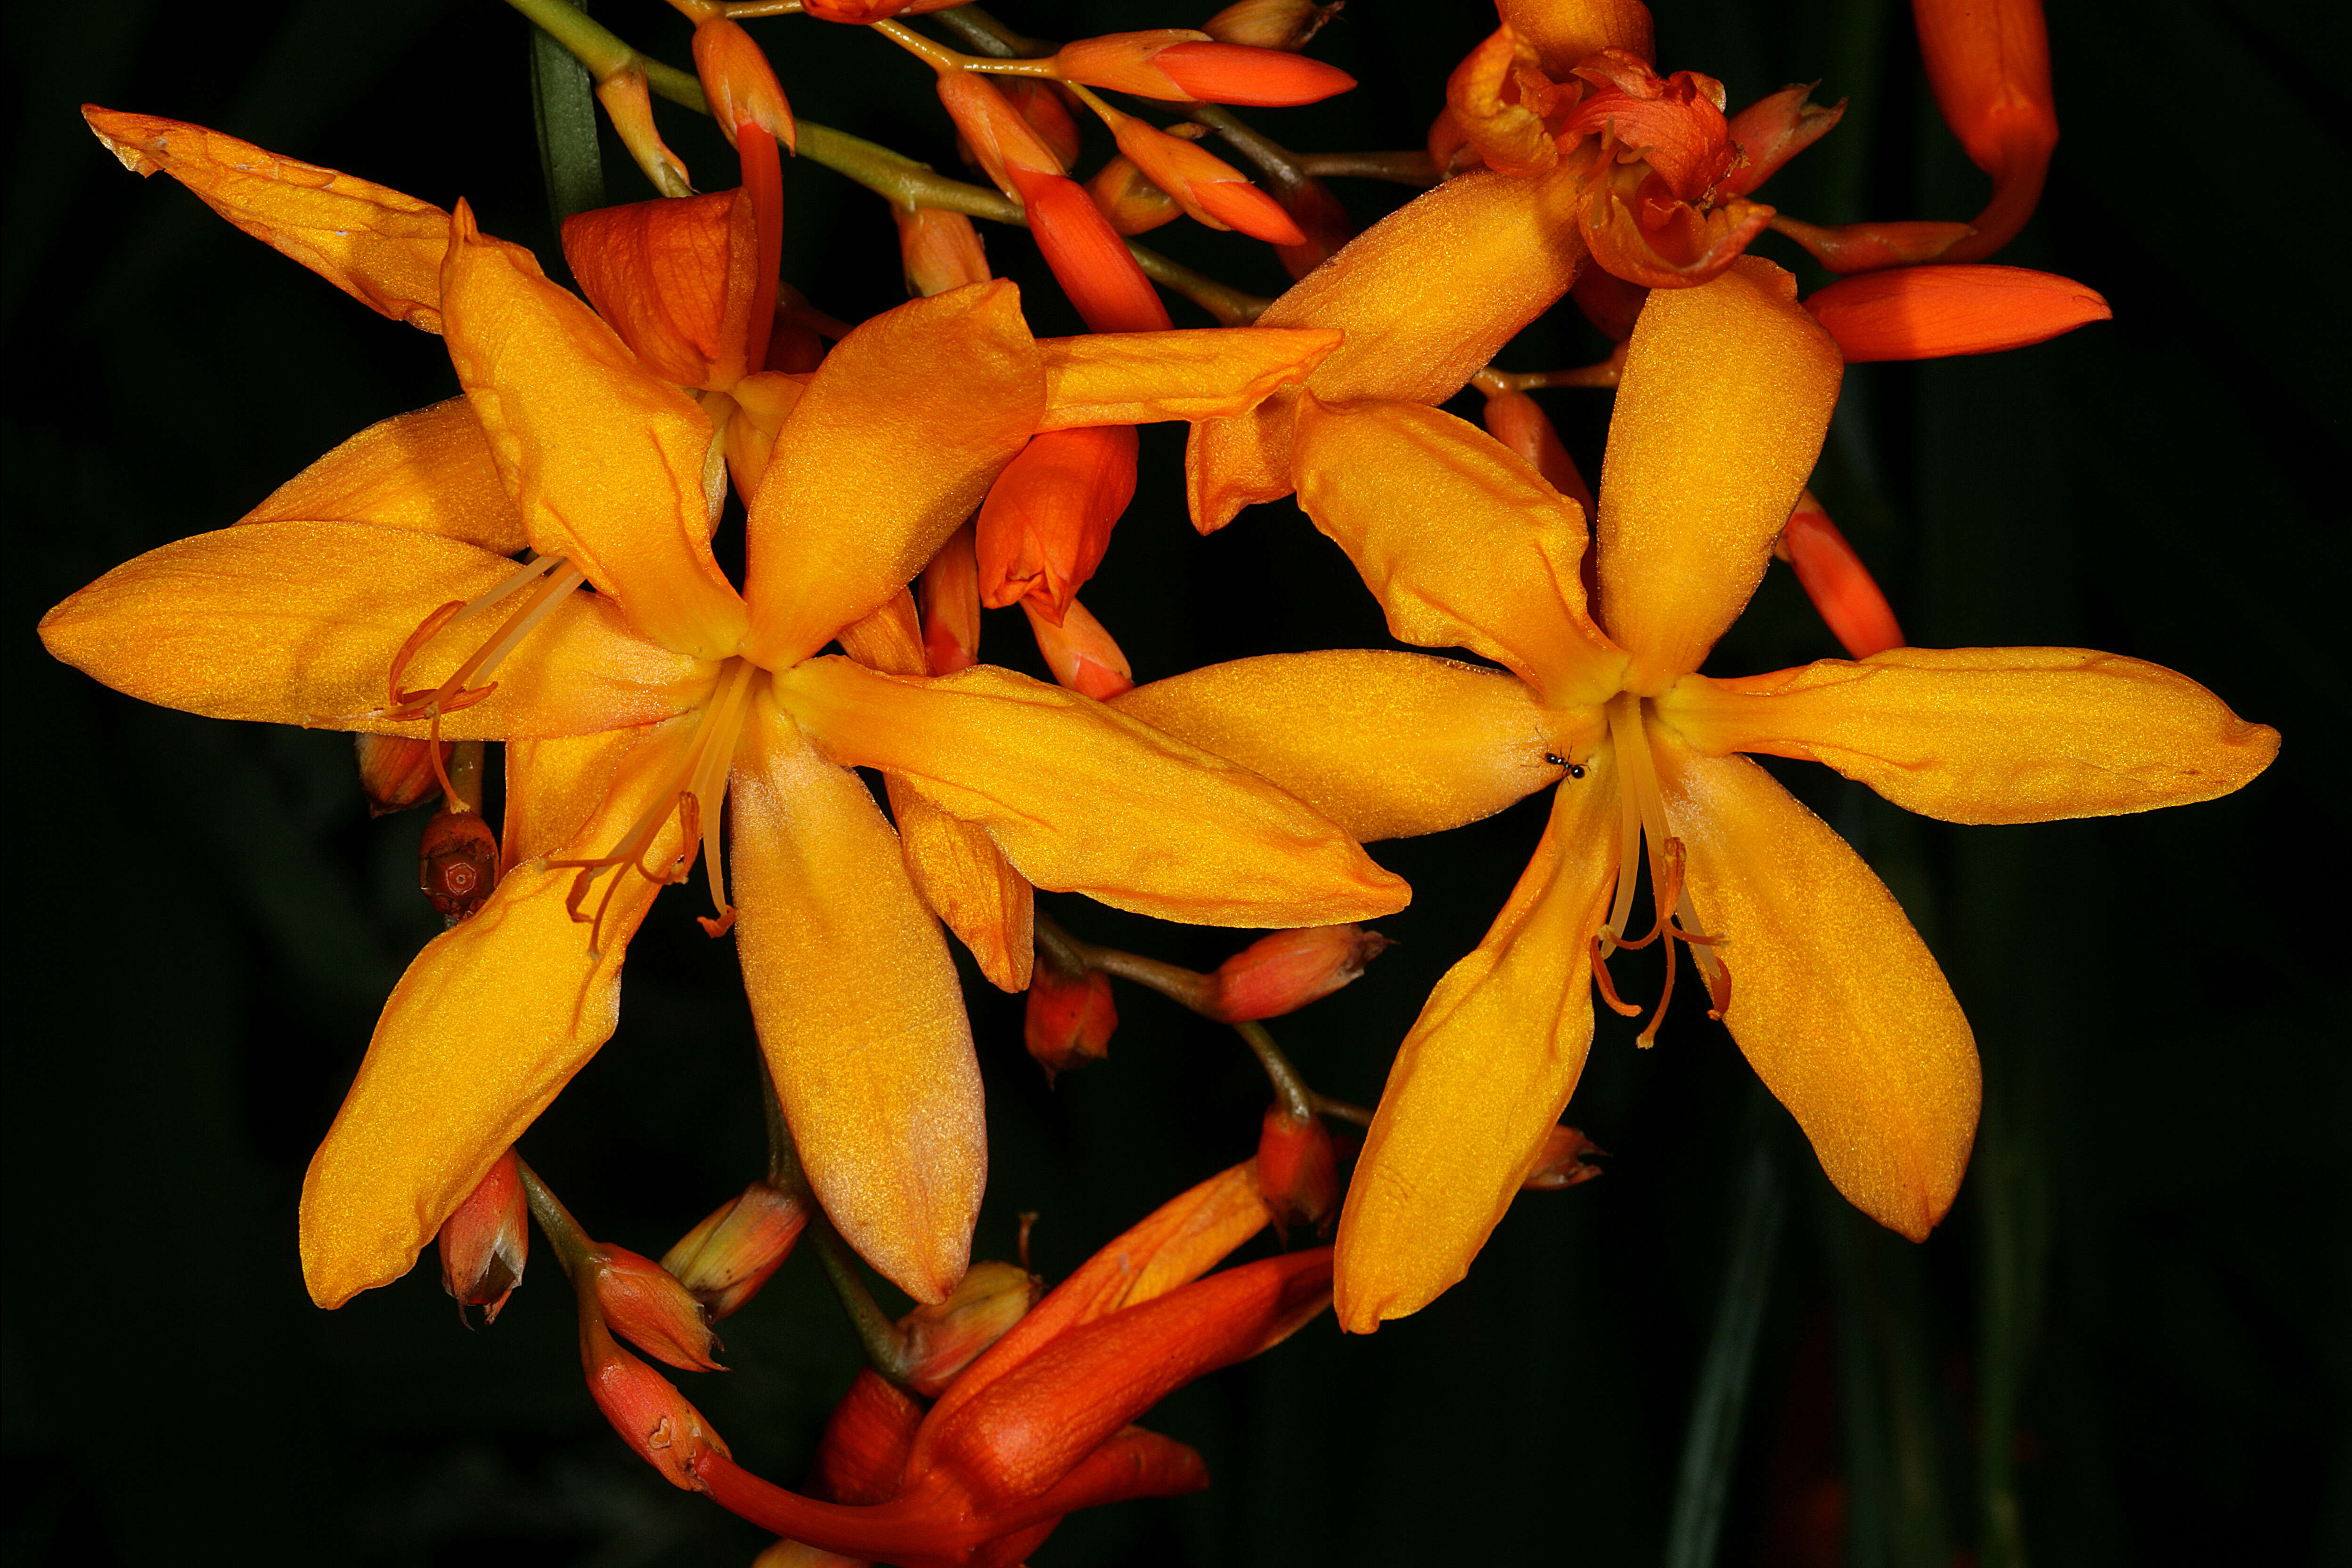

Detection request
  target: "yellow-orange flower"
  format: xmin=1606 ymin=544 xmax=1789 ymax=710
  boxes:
xmin=1118 ymin=256 xmax=2278 ymax=1330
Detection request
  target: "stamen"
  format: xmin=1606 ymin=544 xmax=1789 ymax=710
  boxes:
xmin=386 ymin=556 xmax=588 ymax=723
xmin=1589 ymin=935 xmax=1644 ymax=1018
xmin=1590 ymin=698 xmax=1732 ymax=1047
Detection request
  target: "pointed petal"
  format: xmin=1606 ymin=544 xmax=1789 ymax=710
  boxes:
xmin=240 ymin=399 xmax=526 ymax=552
xmin=1292 ymin=397 xmax=1625 ymax=702
xmin=1596 ymin=256 xmax=1843 ymax=691
xmin=441 ymin=201 xmax=749 ymax=662
xmin=1333 ymin=771 xmax=1617 ymax=1331
xmin=1115 ymin=649 xmax=1561 ymax=841
xmin=502 ymin=727 xmax=651 ymax=868
xmin=299 ymin=723 xmax=688 ymax=1306
xmin=744 ymin=281 xmax=1045 ymax=668
xmin=1804 ymin=265 xmax=2109 ymax=362
xmin=889 ymin=781 xmax=1036 ymax=992
xmin=1655 ymin=648 xmax=2280 ymax=824
xmin=730 ymin=689 xmax=984 ymax=1304
xmin=83 ymin=107 xmax=449 ymax=330
xmin=37 ymin=522 xmax=713 ymax=739
xmin=1650 ymin=734 xmax=1978 ymax=1241
xmin=782 ymin=658 xmax=1409 ymax=927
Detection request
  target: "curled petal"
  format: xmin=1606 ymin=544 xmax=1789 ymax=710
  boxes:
xmin=1720 ymin=84 xmax=1845 ymax=197
xmin=1655 ymin=648 xmax=2280 ymax=824
xmin=1037 ymin=327 xmax=1340 ymax=430
xmin=240 ymin=398 xmax=526 ymax=554
xmin=1804 ymin=264 xmax=2109 ymax=361
xmin=562 ymin=190 xmax=760 ymax=391
xmin=1498 ymin=0 xmax=1655 ymax=73
xmin=1579 ymin=174 xmax=1773 ymax=290
xmin=1445 ymin=25 xmax=1560 ymax=178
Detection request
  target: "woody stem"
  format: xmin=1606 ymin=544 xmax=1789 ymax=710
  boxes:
xmin=1294 ymin=149 xmax=1440 ymax=185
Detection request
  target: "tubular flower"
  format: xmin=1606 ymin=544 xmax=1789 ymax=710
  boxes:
xmin=42 ymin=114 xmax=1407 ymax=1314
xmin=1116 ymin=256 xmax=2280 ymax=1329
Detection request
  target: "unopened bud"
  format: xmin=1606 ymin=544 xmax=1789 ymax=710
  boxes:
xmin=1273 ymin=175 xmax=1352 ymax=280
xmin=892 ymin=205 xmax=992 ymax=297
xmin=1023 ymin=595 xmax=1134 ymax=699
xmin=1087 ymin=153 xmax=1184 ymax=236
xmin=595 ymin=66 xmax=693 ymax=198
xmin=355 ymin=733 xmax=446 ymax=815
xmin=1256 ymin=1105 xmax=1338 ymax=1238
xmin=438 ymin=1147 xmax=527 ymax=1325
xmin=582 ymin=1315 xmax=732 ymax=1490
xmin=894 ymin=1260 xmax=1043 ymax=1395
xmin=938 ymin=72 xmax=1065 ymax=199
xmin=1201 ymin=0 xmax=1343 ymax=53
xmin=920 ymin=523 xmax=983 ymax=675
xmin=1481 ymin=390 xmax=1592 ymax=515
xmin=1025 ymin=957 xmax=1117 ymax=1081
xmin=420 ymin=808 xmax=498 ymax=923
xmin=1000 ymin=80 xmax=1084 ymax=173
xmin=1055 ymin=31 xmax=1356 ymax=106
xmin=1802 ymin=264 xmax=2110 ymax=363
xmin=661 ymin=1181 xmax=809 ymax=1320
xmin=1570 ymin=263 xmax=1647 ymax=342
xmin=594 ymin=1246 xmax=725 ymax=1372
xmin=1775 ymin=490 xmax=1905 ymax=660
xmin=692 ymin=16 xmax=796 ymax=151
xmin=1096 ymin=105 xmax=1304 ymax=245
xmin=1210 ymin=925 xmax=1390 ymax=1022
xmin=1520 ymin=1125 xmax=1605 ymax=1190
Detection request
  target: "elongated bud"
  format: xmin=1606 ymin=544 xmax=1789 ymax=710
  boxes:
xmin=1057 ymin=32 xmax=1357 ymax=106
xmin=595 ymin=1246 xmax=725 ymax=1372
xmin=563 ymin=190 xmax=759 ymax=390
xmin=582 ymin=1314 xmax=732 ymax=1490
xmin=662 ymin=1181 xmax=810 ymax=1320
xmin=1804 ymin=264 xmax=2109 ymax=362
xmin=1481 ymin=389 xmax=1594 ymax=515
xmin=1913 ymin=0 xmax=2055 ymax=259
xmin=1096 ymin=106 xmax=1305 ymax=245
xmin=1210 ymin=925 xmax=1391 ymax=1023
xmin=356 ymin=733 xmax=446 ymax=815
xmin=420 ymin=808 xmax=498 ymax=922
xmin=1718 ymin=84 xmax=1844 ymax=197
xmin=938 ymin=72 xmax=1065 ymax=197
xmin=693 ymin=16 xmax=796 ymax=151
xmin=1202 ymin=0 xmax=1342 ymax=52
xmin=1273 ymin=174 xmax=1352 ymax=280
xmin=1026 ymin=956 xmax=1117 ymax=1081
xmin=893 ymin=204 xmax=993 ymax=296
xmin=438 ymin=1147 xmax=527 ymax=1324
xmin=1776 ymin=490 xmax=1904 ymax=659
xmin=1010 ymin=164 xmax=1173 ymax=334
xmin=1571 ymin=264 xmax=1647 ymax=342
xmin=920 ymin=523 xmax=983 ymax=675
xmin=1000 ymin=80 xmax=1084 ymax=173
xmin=1520 ymin=1125 xmax=1605 ymax=1190
xmin=1767 ymin=214 xmax=1974 ymax=274
xmin=1088 ymin=153 xmax=1184 ymax=235
xmin=595 ymin=66 xmax=693 ymax=198
xmin=977 ymin=426 xmax=1139 ymax=621
xmin=1024 ymin=595 xmax=1134 ymax=699
xmin=896 ymin=1260 xmax=1045 ymax=1395
xmin=1256 ymin=1107 xmax=1338 ymax=1239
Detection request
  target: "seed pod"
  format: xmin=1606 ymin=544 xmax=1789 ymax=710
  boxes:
xmin=419 ymin=808 xmax=499 ymax=922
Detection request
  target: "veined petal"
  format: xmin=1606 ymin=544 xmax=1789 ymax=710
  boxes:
xmin=1292 ymin=397 xmax=1625 ymax=702
xmin=1333 ymin=768 xmax=1618 ymax=1331
xmin=731 ymin=688 xmax=984 ymax=1304
xmin=561 ymin=189 xmax=759 ymax=391
xmin=1036 ymin=327 xmax=1341 ymax=429
xmin=84 ymin=107 xmax=450 ymax=331
xmin=1655 ymin=648 xmax=2280 ymax=824
xmin=1596 ymin=256 xmax=1842 ymax=693
xmin=1498 ymin=0 xmax=1655 ymax=72
xmin=1649 ymin=731 xmax=1978 ymax=1241
xmin=1115 ymin=650 xmax=1561 ymax=841
xmin=779 ymin=658 xmax=1409 ymax=927
xmin=744 ymin=281 xmax=1045 ymax=669
xmin=441 ymin=201 xmax=749 ymax=662
xmin=37 ymin=522 xmax=713 ymax=740
xmin=240 ymin=398 xmax=526 ymax=553
xmin=1187 ymin=164 xmax=1592 ymax=531
xmin=890 ymin=782 xmax=1036 ymax=993
xmin=299 ymin=722 xmax=690 ymax=1307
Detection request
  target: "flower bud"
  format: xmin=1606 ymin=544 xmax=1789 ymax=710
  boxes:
xmin=419 ymin=808 xmax=498 ymax=922
xmin=998 ymin=80 xmax=1084 ymax=174
xmin=1209 ymin=925 xmax=1391 ymax=1022
xmin=920 ymin=523 xmax=983 ymax=675
xmin=1026 ymin=958 xmax=1117 ymax=1081
xmin=937 ymin=72 xmax=1064 ymax=197
xmin=1011 ymin=165 xmax=1173 ymax=334
xmin=692 ymin=15 xmax=796 ymax=151
xmin=1570 ymin=263 xmax=1647 ymax=343
xmin=595 ymin=65 xmax=693 ymax=198
xmin=437 ymin=1147 xmax=527 ymax=1324
xmin=1201 ymin=0 xmax=1342 ymax=53
xmin=1481 ymin=390 xmax=1593 ymax=516
xmin=1023 ymin=596 xmax=1133 ymax=700
xmin=1913 ymin=0 xmax=2055 ymax=258
xmin=1774 ymin=490 xmax=1905 ymax=660
xmin=896 ymin=1260 xmax=1044 ymax=1395
xmin=812 ymin=1367 xmax=923 ymax=1503
xmin=1087 ymin=154 xmax=1184 ymax=237
xmin=661 ymin=1181 xmax=809 ymax=1320
xmin=1272 ymin=174 xmax=1352 ymax=280
xmin=1803 ymin=264 xmax=2109 ymax=363
xmin=977 ymin=426 xmax=1139 ymax=621
xmin=892 ymin=205 xmax=992 ymax=297
xmin=594 ymin=1246 xmax=725 ymax=1372
xmin=355 ymin=733 xmax=446 ymax=815
xmin=1095 ymin=107 xmax=1304 ymax=245
xmin=582 ymin=1315 xmax=732 ymax=1491
xmin=1256 ymin=1106 xmax=1337 ymax=1238
xmin=1520 ymin=1125 xmax=1605 ymax=1190
xmin=1056 ymin=32 xmax=1356 ymax=106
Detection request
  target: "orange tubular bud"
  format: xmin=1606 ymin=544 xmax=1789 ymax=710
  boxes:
xmin=999 ymin=80 xmax=1084 ymax=174
xmin=1024 ymin=595 xmax=1135 ymax=699
xmin=1481 ymin=388 xmax=1595 ymax=515
xmin=355 ymin=733 xmax=447 ymax=815
xmin=594 ymin=1247 xmax=726 ymax=1372
xmin=692 ymin=16 xmax=797 ymax=152
xmin=1273 ymin=174 xmax=1353 ymax=280
xmin=595 ymin=66 xmax=693 ymax=199
xmin=1026 ymin=956 xmax=1118 ymax=1080
xmin=812 ymin=1368 xmax=924 ymax=1504
xmin=1804 ymin=264 xmax=2110 ymax=362
xmin=1446 ymin=24 xmax=1560 ymax=178
xmin=437 ymin=1147 xmax=527 ymax=1323
xmin=661 ymin=1181 xmax=810 ymax=1320
xmin=419 ymin=808 xmax=499 ymax=922
xmin=1570 ymin=262 xmax=1648 ymax=341
xmin=977 ymin=426 xmax=1140 ymax=620
xmin=1099 ymin=108 xmax=1304 ymax=245
xmin=920 ymin=523 xmax=983 ymax=675
xmin=1913 ymin=0 xmax=2056 ymax=260
xmin=892 ymin=205 xmax=994 ymax=296
xmin=1520 ymin=1125 xmax=1605 ymax=1191
xmin=1087 ymin=154 xmax=1184 ymax=236
xmin=563 ymin=190 xmax=758 ymax=391
xmin=1256 ymin=1106 xmax=1339 ymax=1237
xmin=1210 ymin=925 xmax=1393 ymax=1022
xmin=1202 ymin=0 xmax=1342 ymax=52
xmin=1768 ymin=214 xmax=1974 ymax=274
xmin=1779 ymin=490 xmax=1905 ymax=660
xmin=1008 ymin=165 xmax=1172 ymax=334
xmin=1719 ymin=84 xmax=1845 ymax=197
xmin=896 ymin=1261 xmax=1046 ymax=1395
xmin=1055 ymin=32 xmax=1356 ymax=106
xmin=938 ymin=72 xmax=1065 ymax=197
xmin=582 ymin=1315 xmax=732 ymax=1490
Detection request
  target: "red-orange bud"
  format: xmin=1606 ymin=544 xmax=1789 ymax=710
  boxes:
xmin=1481 ymin=389 xmax=1594 ymax=516
xmin=1201 ymin=0 xmax=1343 ymax=52
xmin=892 ymin=204 xmax=993 ymax=297
xmin=661 ymin=1181 xmax=810 ymax=1320
xmin=1804 ymin=264 xmax=2109 ymax=362
xmin=594 ymin=1246 xmax=726 ymax=1372
xmin=1255 ymin=1106 xmax=1338 ymax=1238
xmin=355 ymin=732 xmax=447 ymax=816
xmin=1006 ymin=163 xmax=1172 ymax=335
xmin=1520 ymin=1125 xmax=1606 ymax=1191
xmin=1913 ymin=0 xmax=2055 ymax=259
xmin=1570 ymin=263 xmax=1648 ymax=342
xmin=1099 ymin=108 xmax=1304 ymax=245
xmin=1055 ymin=31 xmax=1355 ymax=105
xmin=1026 ymin=960 xmax=1117 ymax=1080
xmin=1273 ymin=174 xmax=1352 ymax=280
xmin=810 ymin=1367 xmax=923 ymax=1504
xmin=896 ymin=1260 xmax=1045 ymax=1396
xmin=1209 ymin=924 xmax=1391 ymax=1022
xmin=1777 ymin=490 xmax=1905 ymax=660
xmin=1024 ymin=596 xmax=1134 ymax=699
xmin=582 ymin=1314 xmax=732 ymax=1490
xmin=939 ymin=72 xmax=1065 ymax=197
xmin=692 ymin=16 xmax=796 ymax=152
xmin=1001 ymin=80 xmax=1085 ymax=174
xmin=419 ymin=808 xmax=498 ymax=922
xmin=921 ymin=523 xmax=983 ymax=676
xmin=1087 ymin=154 xmax=1184 ymax=236
xmin=977 ymin=426 xmax=1139 ymax=621
xmin=438 ymin=1147 xmax=527 ymax=1324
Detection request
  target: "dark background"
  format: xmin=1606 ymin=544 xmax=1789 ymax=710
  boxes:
xmin=3 ymin=0 xmax=2344 ymax=1563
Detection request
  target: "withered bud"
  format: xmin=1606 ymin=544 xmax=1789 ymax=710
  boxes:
xmin=894 ymin=1260 xmax=1044 ymax=1395
xmin=594 ymin=1247 xmax=725 ymax=1372
xmin=437 ymin=1147 xmax=527 ymax=1325
xmin=582 ymin=1315 xmax=731 ymax=1490
xmin=1210 ymin=925 xmax=1392 ymax=1022
xmin=354 ymin=733 xmax=446 ymax=815
xmin=1025 ymin=959 xmax=1117 ymax=1082
xmin=419 ymin=808 xmax=498 ymax=923
xmin=1521 ymin=1125 xmax=1606 ymax=1191
xmin=1202 ymin=0 xmax=1342 ymax=52
xmin=661 ymin=1181 xmax=809 ymax=1320
xmin=1256 ymin=1105 xmax=1338 ymax=1239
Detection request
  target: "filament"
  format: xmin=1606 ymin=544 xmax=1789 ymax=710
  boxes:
xmin=1592 ymin=695 xmax=1729 ymax=1047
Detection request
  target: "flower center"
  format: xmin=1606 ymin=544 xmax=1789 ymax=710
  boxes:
xmin=1592 ymin=692 xmax=1729 ymax=1045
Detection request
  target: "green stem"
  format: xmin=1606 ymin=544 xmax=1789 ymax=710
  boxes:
xmin=515 ymin=1158 xmax=598 ymax=1280
xmin=808 ymin=1220 xmax=913 ymax=1384
xmin=528 ymin=0 xmax=606 ymax=232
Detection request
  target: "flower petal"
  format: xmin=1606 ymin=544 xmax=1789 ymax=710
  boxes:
xmin=240 ymin=398 xmax=526 ymax=553
xmin=744 ymin=281 xmax=1045 ymax=669
xmin=1650 ymin=732 xmax=1978 ymax=1241
xmin=83 ymin=107 xmax=449 ymax=330
xmin=561 ymin=189 xmax=758 ymax=391
xmin=1333 ymin=769 xmax=1619 ymax=1331
xmin=441 ymin=201 xmax=749 ymax=662
xmin=1498 ymin=0 xmax=1655 ymax=73
xmin=731 ymin=688 xmax=985 ymax=1304
xmin=1655 ymin=648 xmax=2280 ymax=824
xmin=1292 ymin=396 xmax=1625 ymax=703
xmin=37 ymin=522 xmax=712 ymax=739
xmin=1596 ymin=256 xmax=1842 ymax=691
xmin=781 ymin=658 xmax=1410 ymax=927
xmin=890 ymin=782 xmax=1036 ymax=993
xmin=1114 ymin=649 xmax=1560 ymax=841
xmin=1804 ymin=265 xmax=2108 ymax=362
xmin=299 ymin=723 xmax=688 ymax=1307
